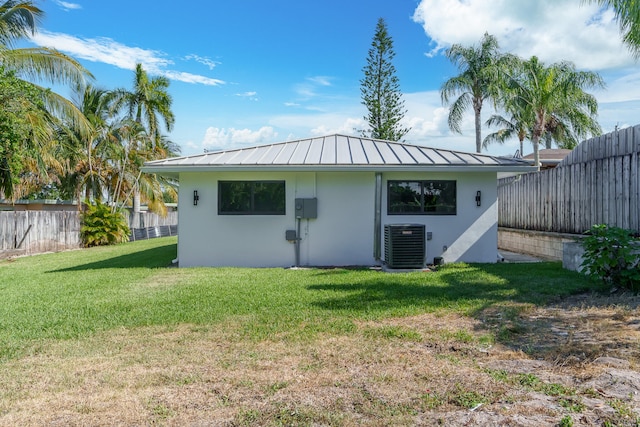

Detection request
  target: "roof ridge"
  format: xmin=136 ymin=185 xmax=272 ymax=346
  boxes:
xmin=144 ymin=133 xmax=533 ymax=168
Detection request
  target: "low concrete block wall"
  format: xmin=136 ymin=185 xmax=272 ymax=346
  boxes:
xmin=562 ymin=241 xmax=585 ymax=272
xmin=498 ymin=227 xmax=583 ymax=261
xmin=564 ymin=241 xmax=640 ymax=273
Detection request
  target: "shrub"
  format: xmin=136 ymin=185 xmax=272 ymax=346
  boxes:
xmin=580 ymin=224 xmax=640 ymax=291
xmin=80 ymin=201 xmax=130 ymax=247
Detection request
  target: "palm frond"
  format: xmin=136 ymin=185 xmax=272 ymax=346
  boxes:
xmin=2 ymin=46 xmax=93 ymax=87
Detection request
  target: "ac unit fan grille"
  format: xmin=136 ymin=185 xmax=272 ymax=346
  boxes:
xmin=384 ymin=224 xmax=426 ymax=269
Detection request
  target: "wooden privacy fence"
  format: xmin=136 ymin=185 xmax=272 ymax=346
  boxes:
xmin=498 ymin=125 xmax=640 ymax=235
xmin=0 ymin=210 xmax=81 ymax=257
xmin=0 ymin=209 xmax=178 ymax=258
xmin=128 ymin=210 xmax=178 ymax=229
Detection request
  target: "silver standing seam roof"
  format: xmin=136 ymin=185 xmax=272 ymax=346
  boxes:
xmin=142 ymin=134 xmax=536 ymax=178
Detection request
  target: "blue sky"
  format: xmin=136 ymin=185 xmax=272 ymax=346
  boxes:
xmin=28 ymin=0 xmax=640 ymax=157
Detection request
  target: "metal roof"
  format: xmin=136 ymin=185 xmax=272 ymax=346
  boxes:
xmin=143 ymin=134 xmax=536 ymax=178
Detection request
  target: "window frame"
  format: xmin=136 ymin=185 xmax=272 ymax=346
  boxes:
xmin=387 ymin=179 xmax=457 ymax=215
xmin=218 ymin=180 xmax=286 ymax=215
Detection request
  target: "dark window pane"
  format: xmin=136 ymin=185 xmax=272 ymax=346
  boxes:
xmin=219 ymin=181 xmax=285 ymax=215
xmin=388 ymin=181 xmax=422 ymax=213
xmin=426 ymin=181 xmax=456 ymax=214
xmin=254 ymin=182 xmax=285 ymax=213
xmin=387 ymin=180 xmax=456 ymax=215
xmin=219 ymin=182 xmax=251 ymax=212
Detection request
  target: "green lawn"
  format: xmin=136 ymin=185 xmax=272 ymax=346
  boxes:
xmin=0 ymin=236 xmax=601 ymax=361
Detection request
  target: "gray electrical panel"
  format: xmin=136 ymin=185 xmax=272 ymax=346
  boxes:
xmin=295 ymin=198 xmax=317 ymax=219
xmin=285 ymin=230 xmax=297 ymax=241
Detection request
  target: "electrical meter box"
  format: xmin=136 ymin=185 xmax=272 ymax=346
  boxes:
xmin=295 ymin=198 xmax=317 ymax=219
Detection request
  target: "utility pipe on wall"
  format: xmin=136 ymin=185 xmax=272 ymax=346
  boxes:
xmin=373 ymin=172 xmax=382 ymax=260
xmin=295 ymin=218 xmax=301 ymax=267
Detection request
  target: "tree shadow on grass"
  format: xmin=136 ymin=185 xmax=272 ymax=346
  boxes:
xmin=307 ymin=262 xmax=599 ymax=315
xmin=50 ymin=242 xmax=177 ymax=271
xmin=308 ymin=263 xmax=637 ymax=363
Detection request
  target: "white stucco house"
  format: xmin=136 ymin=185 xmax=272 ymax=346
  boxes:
xmin=142 ymin=134 xmax=536 ymax=268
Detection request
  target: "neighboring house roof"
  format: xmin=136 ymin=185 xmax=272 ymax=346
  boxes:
xmin=143 ymin=134 xmax=537 ymax=178
xmin=0 ymin=199 xmax=78 ymax=211
xmin=523 ymin=149 xmax=572 ymax=168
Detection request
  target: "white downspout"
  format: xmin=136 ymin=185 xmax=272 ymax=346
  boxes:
xmin=374 ymin=172 xmax=382 ymax=261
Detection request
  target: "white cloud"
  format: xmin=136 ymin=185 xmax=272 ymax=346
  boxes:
xmin=54 ymin=1 xmax=81 ymax=11
xmin=310 ymin=117 xmax=366 ymax=136
xmin=292 ymin=76 xmax=335 ymax=100
xmin=403 ymin=91 xmax=451 ymax=138
xmin=235 ymin=91 xmax=259 ymax=101
xmin=410 ymin=0 xmax=640 ymax=156
xmin=412 ymin=0 xmax=635 ymax=70
xmin=593 ymin=69 xmax=640 ymax=103
xmin=184 ymin=54 xmax=219 ymax=70
xmin=202 ymin=126 xmax=278 ymax=151
xmin=162 ymin=70 xmax=225 ymax=86
xmin=307 ymin=76 xmax=332 ymax=86
xmin=30 ymin=31 xmax=225 ymax=86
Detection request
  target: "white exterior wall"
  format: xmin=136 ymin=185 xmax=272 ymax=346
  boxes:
xmin=303 ymin=172 xmax=376 ymax=266
xmin=177 ymin=170 xmax=498 ymax=267
xmin=381 ymin=171 xmax=498 ymax=264
xmin=177 ymin=171 xmax=376 ymax=267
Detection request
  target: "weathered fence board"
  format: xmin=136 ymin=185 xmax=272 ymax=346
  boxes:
xmin=0 ymin=211 xmax=82 ymax=256
xmin=1 ymin=209 xmax=178 ymax=258
xmin=499 ymin=125 xmax=640 ymax=235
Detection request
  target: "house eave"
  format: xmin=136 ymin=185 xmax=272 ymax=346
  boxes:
xmin=142 ymin=164 xmax=539 ymax=179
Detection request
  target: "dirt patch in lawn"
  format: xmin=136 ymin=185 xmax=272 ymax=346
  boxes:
xmin=1 ymin=292 xmax=639 ymax=426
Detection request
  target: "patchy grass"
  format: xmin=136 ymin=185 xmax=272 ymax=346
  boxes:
xmin=0 ymin=236 xmax=600 ymax=361
xmin=1 ymin=237 xmax=638 ymax=426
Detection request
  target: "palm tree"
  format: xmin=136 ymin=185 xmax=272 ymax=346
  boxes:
xmin=504 ymin=56 xmax=604 ymax=166
xmin=113 ymin=63 xmax=175 ymax=142
xmin=0 ymin=0 xmax=92 ymax=198
xmin=1 ymin=1 xmax=92 ymax=129
xmin=441 ymin=32 xmax=512 ymax=153
xmin=111 ymin=63 xmax=175 ymax=212
xmin=57 ymin=85 xmax=116 ymax=203
xmin=483 ymin=112 xmax=531 ymax=156
xmin=587 ymin=0 xmax=640 ymax=57
xmin=134 ymin=134 xmax=180 ymax=216
xmin=104 ymin=118 xmax=179 ymax=214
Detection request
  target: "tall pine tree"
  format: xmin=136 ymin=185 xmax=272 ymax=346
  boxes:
xmin=360 ymin=18 xmax=409 ymax=141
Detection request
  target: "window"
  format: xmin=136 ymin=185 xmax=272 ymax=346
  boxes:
xmin=218 ymin=181 xmax=285 ymax=215
xmin=388 ymin=180 xmax=456 ymax=215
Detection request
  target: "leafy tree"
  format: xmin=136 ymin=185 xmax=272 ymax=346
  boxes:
xmin=0 ymin=69 xmax=48 ymax=198
xmin=502 ymin=56 xmax=603 ymax=166
xmin=360 ymin=17 xmax=409 ymax=141
xmin=441 ymin=32 xmax=512 ymax=153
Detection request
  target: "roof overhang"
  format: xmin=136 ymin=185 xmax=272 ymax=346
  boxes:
xmin=142 ymin=134 xmax=539 ymax=180
xmin=142 ymin=164 xmax=539 ymax=180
